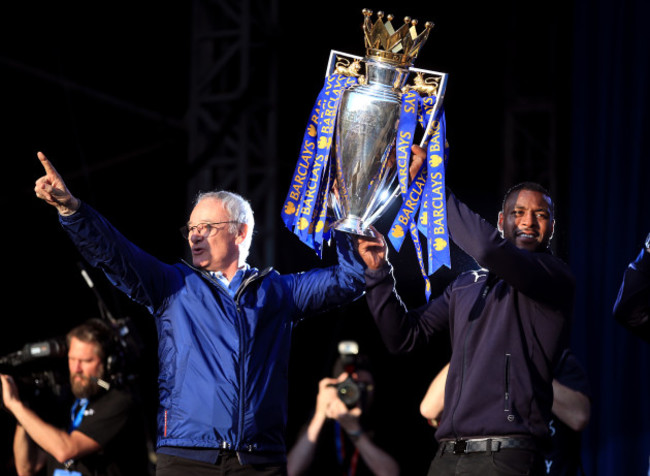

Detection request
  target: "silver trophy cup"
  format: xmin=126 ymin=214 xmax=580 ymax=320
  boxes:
xmin=328 ymin=10 xmax=444 ymax=237
xmin=330 ymin=59 xmax=410 ymax=237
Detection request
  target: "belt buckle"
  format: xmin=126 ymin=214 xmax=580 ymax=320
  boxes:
xmin=452 ymin=439 xmax=467 ymax=454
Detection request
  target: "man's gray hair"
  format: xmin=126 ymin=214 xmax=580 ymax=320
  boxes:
xmin=194 ymin=190 xmax=255 ymax=262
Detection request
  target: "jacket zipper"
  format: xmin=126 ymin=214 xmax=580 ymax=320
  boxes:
xmin=181 ymin=261 xmax=272 ymax=450
xmin=232 ymin=268 xmax=272 ymax=450
xmin=504 ymin=353 xmax=512 ymax=412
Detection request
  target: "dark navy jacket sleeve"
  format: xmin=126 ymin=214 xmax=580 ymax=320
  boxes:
xmin=365 ymin=263 xmax=451 ymax=353
xmin=613 ymin=248 xmax=650 ymax=342
xmin=59 ymin=202 xmax=180 ymax=315
xmin=366 ymin=191 xmax=574 ymax=352
xmin=445 ymin=192 xmax=574 ymax=309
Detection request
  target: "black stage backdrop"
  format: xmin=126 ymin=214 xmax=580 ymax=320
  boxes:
xmin=569 ymin=0 xmax=650 ymax=474
xmin=0 ymin=1 xmax=648 ymax=475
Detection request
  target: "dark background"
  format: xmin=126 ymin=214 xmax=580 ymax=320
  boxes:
xmin=1 ymin=1 xmax=648 ymax=475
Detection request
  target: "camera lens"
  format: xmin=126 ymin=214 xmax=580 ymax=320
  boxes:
xmin=336 ymin=377 xmax=361 ymax=408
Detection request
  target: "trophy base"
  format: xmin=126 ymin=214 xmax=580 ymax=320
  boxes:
xmin=332 ymin=217 xmax=377 ymax=238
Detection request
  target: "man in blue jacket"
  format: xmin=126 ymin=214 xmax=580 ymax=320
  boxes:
xmin=357 ymin=146 xmax=575 ymax=476
xmin=34 ymin=151 xmax=366 ymax=475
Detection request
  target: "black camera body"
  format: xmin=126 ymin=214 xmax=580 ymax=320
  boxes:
xmin=0 ymin=341 xmax=71 ymax=427
xmin=0 ymin=339 xmax=69 ymax=399
xmin=331 ymin=340 xmax=370 ymax=409
xmin=334 ymin=375 xmax=367 ymax=409
xmin=0 ymin=317 xmax=143 ymax=426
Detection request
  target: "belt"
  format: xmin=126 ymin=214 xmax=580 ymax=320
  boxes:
xmin=439 ymin=437 xmax=536 ymax=455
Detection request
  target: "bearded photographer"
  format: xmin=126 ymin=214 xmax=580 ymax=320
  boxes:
xmin=287 ymin=349 xmax=399 ymax=476
xmin=1 ymin=319 xmax=148 ymax=476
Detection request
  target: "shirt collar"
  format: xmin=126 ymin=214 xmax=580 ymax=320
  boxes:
xmin=209 ymin=264 xmax=250 ymax=296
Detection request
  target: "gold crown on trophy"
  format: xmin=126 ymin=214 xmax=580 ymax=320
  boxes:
xmin=362 ymin=8 xmax=433 ymax=66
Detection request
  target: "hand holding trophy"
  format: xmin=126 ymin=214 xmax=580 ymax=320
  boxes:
xmin=282 ymin=9 xmax=450 ymax=299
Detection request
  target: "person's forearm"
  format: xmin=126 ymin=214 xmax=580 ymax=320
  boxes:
xmin=551 ymin=380 xmax=591 ymax=432
xmin=287 ymin=413 xmax=326 ymax=476
xmin=13 ymin=425 xmax=45 ymax=476
xmin=353 ymin=433 xmax=400 ymax=476
xmin=10 ymin=401 xmax=79 ymax=463
xmin=365 ymin=266 xmax=419 ymax=354
xmin=420 ymin=363 xmax=449 ymax=421
xmin=365 ymin=265 xmax=446 ymax=354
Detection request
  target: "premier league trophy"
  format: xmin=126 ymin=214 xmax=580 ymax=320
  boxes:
xmin=282 ymin=9 xmax=450 ymax=298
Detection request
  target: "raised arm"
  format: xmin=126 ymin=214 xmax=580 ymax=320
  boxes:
xmin=357 ymin=228 xmax=450 ymax=354
xmin=445 ymin=191 xmax=574 ymax=308
xmin=2 ymin=375 xmax=101 ymax=465
xmin=290 ymin=230 xmax=366 ymax=316
xmin=33 ymin=151 xmax=180 ymax=314
xmin=407 ymin=145 xmax=573 ymax=306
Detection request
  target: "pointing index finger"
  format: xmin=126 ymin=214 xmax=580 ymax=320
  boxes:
xmin=37 ymin=151 xmax=59 ymax=177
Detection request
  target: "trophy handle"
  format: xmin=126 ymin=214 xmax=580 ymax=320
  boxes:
xmin=326 ymin=50 xmax=364 ymax=78
xmin=407 ymin=68 xmax=448 ymax=147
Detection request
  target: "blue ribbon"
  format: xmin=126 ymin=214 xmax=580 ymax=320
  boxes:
xmin=396 ymin=91 xmax=419 ymax=198
xmin=281 ymin=73 xmax=357 ymax=256
xmin=281 ymin=96 xmax=319 ymax=231
xmin=424 ymin=112 xmax=450 ymax=274
xmin=388 ymin=159 xmax=427 ymax=252
xmin=69 ymin=398 xmax=88 ymax=432
xmin=388 ymin=92 xmax=450 ymax=296
xmin=409 ymin=220 xmax=432 ymax=301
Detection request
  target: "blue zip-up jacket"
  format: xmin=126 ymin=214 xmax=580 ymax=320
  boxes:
xmin=60 ymin=203 xmax=365 ymax=464
xmin=365 ymin=192 xmax=574 ymax=443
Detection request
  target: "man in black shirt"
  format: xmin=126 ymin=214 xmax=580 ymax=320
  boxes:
xmin=1 ymin=319 xmax=149 ymax=476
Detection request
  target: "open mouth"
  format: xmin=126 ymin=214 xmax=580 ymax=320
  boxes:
xmin=513 ymin=231 xmax=541 ymax=249
xmin=518 ymin=233 xmax=537 ymax=240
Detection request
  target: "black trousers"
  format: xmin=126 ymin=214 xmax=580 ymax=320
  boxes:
xmin=156 ymin=452 xmax=287 ymax=476
xmin=427 ymin=447 xmax=545 ymax=476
